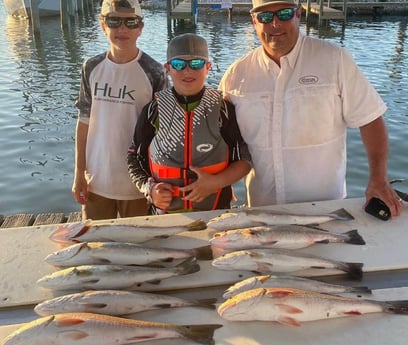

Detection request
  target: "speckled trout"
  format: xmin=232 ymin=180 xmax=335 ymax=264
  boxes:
xmin=222 ymin=275 xmax=371 ymax=299
xmin=45 ymin=242 xmax=212 ymax=267
xmin=2 ymin=312 xmax=222 ymax=345
xmin=49 ymin=219 xmax=207 ymax=245
xmin=210 ymin=226 xmax=365 ymax=251
xmin=211 ymin=248 xmax=363 ymax=280
xmin=34 ymin=290 xmax=216 ymax=316
xmin=217 ymin=288 xmax=408 ymax=326
xmin=207 ymin=208 xmax=354 ymax=231
xmin=37 ymin=257 xmax=200 ymax=290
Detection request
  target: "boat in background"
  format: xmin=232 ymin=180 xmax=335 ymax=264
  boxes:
xmin=4 ymin=0 xmax=60 ymax=18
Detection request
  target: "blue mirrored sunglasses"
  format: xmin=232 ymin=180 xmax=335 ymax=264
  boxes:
xmin=169 ymin=58 xmax=207 ymax=71
xmin=104 ymin=16 xmax=142 ymax=29
xmin=256 ymin=7 xmax=297 ymax=24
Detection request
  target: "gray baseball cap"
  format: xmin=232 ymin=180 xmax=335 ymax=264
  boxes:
xmin=101 ymin=0 xmax=142 ymax=17
xmin=167 ymin=34 xmax=209 ymax=61
xmin=250 ymin=0 xmax=297 ymax=13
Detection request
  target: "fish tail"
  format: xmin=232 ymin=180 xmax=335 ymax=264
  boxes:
xmin=193 ymin=245 xmax=214 ymax=261
xmin=344 ymin=229 xmax=366 ymax=245
xmin=187 ymin=219 xmax=208 ymax=231
xmin=340 ymin=262 xmax=363 ymax=280
xmin=179 ymin=324 xmax=222 ymax=345
xmin=175 ymin=257 xmax=201 ymax=276
xmin=382 ymin=300 xmax=408 ymax=314
xmin=329 ymin=208 xmax=354 ymax=221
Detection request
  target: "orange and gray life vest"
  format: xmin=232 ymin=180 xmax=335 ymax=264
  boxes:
xmin=149 ymin=88 xmax=229 ymax=212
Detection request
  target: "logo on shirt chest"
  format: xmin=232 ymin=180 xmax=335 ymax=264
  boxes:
xmin=94 ymin=82 xmax=136 ymax=100
xmin=299 ymin=75 xmax=319 ymax=85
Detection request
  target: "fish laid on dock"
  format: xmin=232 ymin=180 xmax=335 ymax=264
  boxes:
xmin=211 ymin=248 xmax=363 ymax=280
xmin=217 ymin=287 xmax=408 ymax=326
xmin=207 ymin=208 xmax=354 ymax=231
xmin=34 ymin=290 xmax=216 ymax=317
xmin=222 ymin=275 xmax=372 ymax=299
xmin=45 ymin=242 xmax=213 ymax=267
xmin=2 ymin=312 xmax=222 ymax=345
xmin=49 ymin=219 xmax=207 ymax=245
xmin=37 ymin=258 xmax=200 ymax=290
xmin=210 ymin=226 xmax=365 ymax=251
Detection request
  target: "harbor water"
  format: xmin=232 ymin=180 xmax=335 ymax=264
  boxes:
xmin=0 ymin=2 xmax=407 ymax=216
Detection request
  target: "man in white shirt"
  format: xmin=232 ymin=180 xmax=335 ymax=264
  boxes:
xmin=219 ymin=0 xmax=403 ymax=217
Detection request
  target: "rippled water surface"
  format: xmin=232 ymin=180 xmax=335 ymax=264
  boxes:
xmin=0 ymin=2 xmax=407 ymax=216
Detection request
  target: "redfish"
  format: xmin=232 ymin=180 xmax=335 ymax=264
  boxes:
xmin=2 ymin=312 xmax=222 ymax=345
xmin=211 ymin=248 xmax=363 ymax=280
xmin=34 ymin=290 xmax=216 ymax=316
xmin=210 ymin=226 xmax=365 ymax=251
xmin=37 ymin=257 xmax=200 ymax=290
xmin=207 ymin=208 xmax=354 ymax=231
xmin=49 ymin=219 xmax=207 ymax=245
xmin=45 ymin=242 xmax=212 ymax=267
xmin=222 ymin=275 xmax=371 ymax=299
xmin=217 ymin=287 xmax=408 ymax=326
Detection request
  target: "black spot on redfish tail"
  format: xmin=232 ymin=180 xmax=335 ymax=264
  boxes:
xmin=341 ymin=262 xmax=364 ymax=280
xmin=180 ymin=324 xmax=222 ymax=345
xmin=344 ymin=229 xmax=366 ymax=245
xmin=329 ymin=208 xmax=354 ymax=221
xmin=383 ymin=300 xmax=408 ymax=314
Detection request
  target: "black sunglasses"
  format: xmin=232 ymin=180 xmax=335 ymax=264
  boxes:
xmin=169 ymin=58 xmax=207 ymax=71
xmin=103 ymin=16 xmax=142 ymax=29
xmin=255 ymin=7 xmax=297 ymax=24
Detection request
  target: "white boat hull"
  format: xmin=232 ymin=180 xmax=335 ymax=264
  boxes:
xmin=4 ymin=0 xmax=61 ymax=18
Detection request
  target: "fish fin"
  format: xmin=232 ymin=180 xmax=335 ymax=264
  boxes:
xmin=303 ymin=225 xmax=329 ymax=232
xmin=187 ymin=219 xmax=208 ymax=231
xmin=344 ymin=229 xmax=366 ymax=245
xmin=315 ymin=239 xmax=330 ymax=244
xmin=175 ymin=257 xmax=201 ymax=275
xmin=193 ymin=245 xmax=214 ymax=261
xmin=60 ymin=330 xmax=89 ymax=340
xmin=153 ymin=303 xmax=172 ymax=309
xmin=276 ymin=316 xmax=302 ymax=327
xmin=265 ymin=289 xmax=296 ymax=298
xmin=343 ymin=310 xmax=363 ymax=316
xmin=85 ymin=303 xmax=107 ymax=310
xmin=255 ymin=262 xmax=274 ymax=273
xmin=329 ymin=208 xmax=354 ymax=221
xmin=48 ymin=222 xmax=88 ymax=244
xmin=275 ymin=303 xmax=303 ymax=314
xmin=178 ymin=324 xmax=222 ymax=345
xmin=383 ymin=300 xmax=408 ymax=314
xmin=144 ymin=279 xmax=162 ymax=285
xmin=194 ymin=298 xmax=217 ymax=309
xmin=56 ymin=317 xmax=86 ymax=326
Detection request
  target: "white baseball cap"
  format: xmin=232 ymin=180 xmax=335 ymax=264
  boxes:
xmin=101 ymin=0 xmax=142 ymax=17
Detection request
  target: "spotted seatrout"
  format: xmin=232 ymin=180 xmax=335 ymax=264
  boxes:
xmin=34 ymin=290 xmax=216 ymax=316
xmin=222 ymin=275 xmax=371 ymax=299
xmin=210 ymin=226 xmax=365 ymax=252
xmin=37 ymin=257 xmax=200 ymax=290
xmin=211 ymin=248 xmax=363 ymax=280
xmin=217 ymin=287 xmax=408 ymax=326
xmin=49 ymin=219 xmax=207 ymax=245
xmin=45 ymin=242 xmax=212 ymax=267
xmin=2 ymin=312 xmax=222 ymax=345
xmin=207 ymin=208 xmax=354 ymax=231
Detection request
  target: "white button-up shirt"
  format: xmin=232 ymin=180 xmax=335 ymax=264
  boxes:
xmin=219 ymin=33 xmax=386 ymax=207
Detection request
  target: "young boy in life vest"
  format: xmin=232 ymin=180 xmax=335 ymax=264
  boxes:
xmin=127 ymin=33 xmax=252 ymax=214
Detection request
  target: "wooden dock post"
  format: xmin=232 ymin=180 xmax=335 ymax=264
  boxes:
xmin=303 ymin=0 xmax=347 ymax=25
xmin=167 ymin=0 xmax=197 ymax=28
xmin=29 ymin=0 xmax=41 ymax=32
